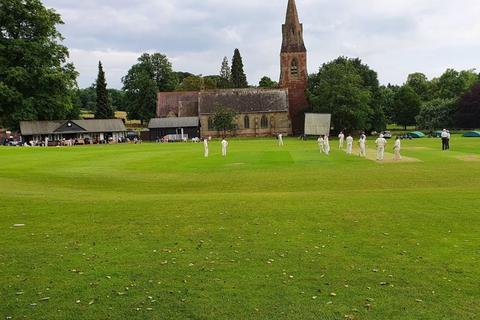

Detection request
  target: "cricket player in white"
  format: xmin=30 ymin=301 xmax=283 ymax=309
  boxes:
xmin=338 ymin=131 xmax=345 ymax=149
xmin=221 ymin=139 xmax=229 ymax=157
xmin=203 ymin=139 xmax=209 ymax=157
xmin=317 ymin=136 xmax=324 ymax=153
xmin=393 ymin=136 xmax=402 ymax=160
xmin=346 ymin=134 xmax=353 ymax=155
xmin=324 ymin=136 xmax=330 ymax=155
xmin=375 ymin=134 xmax=387 ymax=161
xmin=278 ymin=133 xmax=284 ymax=146
xmin=359 ymin=133 xmax=367 ymax=157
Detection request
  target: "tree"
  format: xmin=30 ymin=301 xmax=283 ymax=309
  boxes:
xmin=219 ymin=57 xmax=231 ymax=88
xmin=212 ymin=106 xmax=237 ymax=137
xmin=392 ymin=85 xmax=421 ymax=129
xmin=431 ymin=69 xmax=478 ymax=100
xmin=407 ymin=73 xmax=430 ymax=101
xmin=0 ymin=0 xmax=79 ymax=129
xmin=307 ymin=57 xmax=373 ymax=132
xmin=454 ymin=82 xmax=480 ymax=129
xmin=176 ymin=75 xmax=217 ymax=91
xmin=415 ymin=98 xmax=455 ymax=130
xmin=122 ymin=53 xmax=176 ymax=123
xmin=95 ymin=61 xmax=113 ymax=119
xmin=230 ymin=49 xmax=248 ymax=88
xmin=108 ymin=89 xmax=125 ymax=111
xmin=258 ymin=76 xmax=278 ymax=88
xmin=378 ymin=85 xmax=398 ymax=124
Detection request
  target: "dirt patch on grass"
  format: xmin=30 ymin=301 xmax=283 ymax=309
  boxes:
xmin=457 ymin=155 xmax=480 ymax=162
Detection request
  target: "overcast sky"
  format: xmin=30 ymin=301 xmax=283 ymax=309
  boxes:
xmin=43 ymin=0 xmax=480 ymax=89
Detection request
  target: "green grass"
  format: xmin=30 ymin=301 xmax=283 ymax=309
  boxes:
xmin=1 ymin=136 xmax=479 ymax=319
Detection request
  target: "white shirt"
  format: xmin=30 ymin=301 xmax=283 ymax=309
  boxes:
xmin=346 ymin=136 xmax=353 ymax=144
xmin=221 ymin=140 xmax=228 ymax=148
xmin=394 ymin=139 xmax=401 ymax=149
xmin=441 ymin=131 xmax=448 ymax=138
xmin=375 ymin=138 xmax=387 ymax=147
xmin=338 ymin=133 xmax=345 ymax=140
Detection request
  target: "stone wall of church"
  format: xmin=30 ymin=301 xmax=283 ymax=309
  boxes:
xmin=199 ymin=112 xmax=292 ymax=138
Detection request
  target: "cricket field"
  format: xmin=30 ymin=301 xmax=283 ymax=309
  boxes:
xmin=1 ymin=136 xmax=479 ymax=319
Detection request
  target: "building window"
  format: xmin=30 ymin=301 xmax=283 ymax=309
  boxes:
xmin=244 ymin=116 xmax=250 ymax=129
xmin=208 ymin=117 xmax=214 ymax=130
xmin=261 ymin=115 xmax=268 ymax=129
xmin=291 ymin=59 xmax=299 ymax=77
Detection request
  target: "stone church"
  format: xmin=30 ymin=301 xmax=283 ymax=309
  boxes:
xmin=151 ymin=0 xmax=309 ymax=138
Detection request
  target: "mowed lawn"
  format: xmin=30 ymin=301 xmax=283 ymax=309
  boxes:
xmin=0 ymin=137 xmax=479 ymax=320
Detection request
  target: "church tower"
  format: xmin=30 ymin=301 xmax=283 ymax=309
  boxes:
xmin=280 ymin=0 xmax=309 ymax=135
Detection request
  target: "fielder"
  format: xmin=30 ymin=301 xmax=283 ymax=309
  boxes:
xmin=317 ymin=136 xmax=325 ymax=153
xmin=338 ymin=131 xmax=345 ymax=149
xmin=324 ymin=135 xmax=331 ymax=155
xmin=204 ymin=139 xmax=209 ymax=158
xmin=278 ymin=133 xmax=284 ymax=146
xmin=375 ymin=134 xmax=387 ymax=161
xmin=359 ymin=133 xmax=367 ymax=157
xmin=346 ymin=134 xmax=353 ymax=155
xmin=221 ymin=138 xmax=229 ymax=157
xmin=393 ymin=136 xmax=402 ymax=160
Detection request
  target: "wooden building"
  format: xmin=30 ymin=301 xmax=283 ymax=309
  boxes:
xmin=148 ymin=117 xmax=200 ymax=141
xmin=20 ymin=119 xmax=127 ymax=145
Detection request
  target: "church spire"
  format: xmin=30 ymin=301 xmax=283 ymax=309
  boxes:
xmin=281 ymin=0 xmax=306 ymax=53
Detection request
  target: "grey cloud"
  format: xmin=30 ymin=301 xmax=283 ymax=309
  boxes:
xmin=43 ymin=0 xmax=480 ymax=88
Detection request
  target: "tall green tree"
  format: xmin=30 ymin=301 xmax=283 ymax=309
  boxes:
xmin=307 ymin=57 xmax=373 ymax=132
xmin=95 ymin=61 xmax=113 ymax=119
xmin=415 ymin=98 xmax=455 ymax=130
xmin=122 ymin=53 xmax=176 ymax=123
xmin=230 ymin=49 xmax=248 ymax=88
xmin=0 ymin=0 xmax=79 ymax=129
xmin=392 ymin=85 xmax=421 ymax=129
xmin=176 ymin=75 xmax=217 ymax=91
xmin=258 ymin=76 xmax=278 ymax=88
xmin=406 ymin=73 xmax=430 ymax=101
xmin=431 ymin=69 xmax=478 ymax=100
xmin=218 ymin=56 xmax=231 ymax=88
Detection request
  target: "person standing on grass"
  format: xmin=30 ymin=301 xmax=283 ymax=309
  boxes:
xmin=441 ymin=129 xmax=448 ymax=150
xmin=446 ymin=130 xmax=451 ymax=150
xmin=346 ymin=134 xmax=354 ymax=155
xmin=375 ymin=134 xmax=387 ymax=161
xmin=338 ymin=131 xmax=345 ymax=149
xmin=221 ymin=138 xmax=229 ymax=157
xmin=359 ymin=133 xmax=367 ymax=157
xmin=393 ymin=136 xmax=402 ymax=160
xmin=324 ymin=135 xmax=331 ymax=155
xmin=278 ymin=133 xmax=284 ymax=147
xmin=204 ymin=138 xmax=209 ymax=158
xmin=317 ymin=135 xmax=325 ymax=153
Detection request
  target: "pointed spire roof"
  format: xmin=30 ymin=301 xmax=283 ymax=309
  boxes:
xmin=281 ymin=0 xmax=306 ymax=53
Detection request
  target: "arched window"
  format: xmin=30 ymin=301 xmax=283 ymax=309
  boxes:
xmin=208 ymin=117 xmax=214 ymax=130
xmin=261 ymin=115 xmax=268 ymax=129
xmin=244 ymin=116 xmax=250 ymax=129
xmin=291 ymin=59 xmax=299 ymax=77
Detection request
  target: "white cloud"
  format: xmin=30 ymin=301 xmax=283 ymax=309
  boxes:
xmin=44 ymin=0 xmax=480 ymax=88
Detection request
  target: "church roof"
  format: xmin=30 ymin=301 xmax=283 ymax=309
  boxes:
xmin=198 ymin=88 xmax=289 ymax=115
xmin=148 ymin=117 xmax=199 ymax=129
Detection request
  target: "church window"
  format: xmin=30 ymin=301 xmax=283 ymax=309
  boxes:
xmin=261 ymin=115 xmax=269 ymax=129
xmin=208 ymin=117 xmax=214 ymax=130
xmin=291 ymin=59 xmax=299 ymax=77
xmin=244 ymin=116 xmax=250 ymax=129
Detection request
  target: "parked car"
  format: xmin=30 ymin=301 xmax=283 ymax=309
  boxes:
xmin=382 ymin=131 xmax=392 ymax=139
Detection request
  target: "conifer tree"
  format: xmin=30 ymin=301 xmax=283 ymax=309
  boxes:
xmin=95 ymin=61 xmax=114 ymax=119
xmin=218 ymin=57 xmax=232 ymax=88
xmin=230 ymin=49 xmax=248 ymax=88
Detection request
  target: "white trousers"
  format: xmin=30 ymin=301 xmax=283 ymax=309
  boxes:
xmin=204 ymin=148 xmax=209 ymax=157
xmin=222 ymin=147 xmax=227 ymax=157
xmin=394 ymin=148 xmax=401 ymax=160
xmin=377 ymin=146 xmax=385 ymax=161
xmin=359 ymin=145 xmax=366 ymax=157
xmin=347 ymin=144 xmax=353 ymax=155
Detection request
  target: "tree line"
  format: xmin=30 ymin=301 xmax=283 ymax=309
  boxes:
xmin=307 ymin=57 xmax=480 ymax=132
xmin=1 ymin=0 xmax=480 ymax=131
